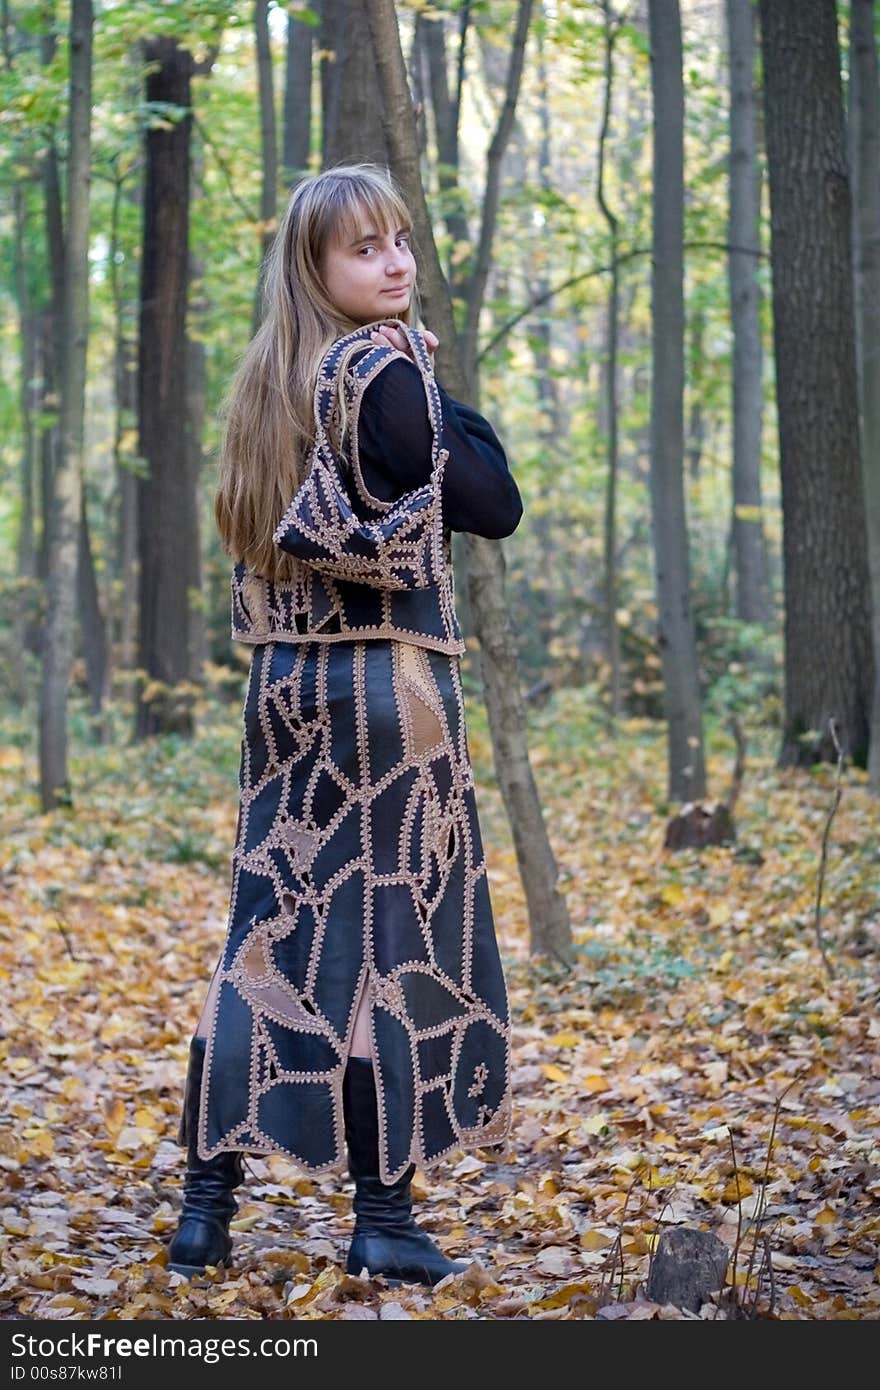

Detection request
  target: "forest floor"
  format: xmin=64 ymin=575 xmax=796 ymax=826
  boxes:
xmin=0 ymin=665 xmax=878 ymax=1321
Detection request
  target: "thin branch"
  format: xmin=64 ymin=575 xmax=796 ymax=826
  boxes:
xmin=477 ymin=238 xmax=768 ymax=362
xmin=191 ymin=111 xmax=258 ymax=224
xmin=812 ymin=716 xmax=842 ymax=979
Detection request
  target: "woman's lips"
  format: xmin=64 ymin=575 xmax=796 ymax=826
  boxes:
xmin=382 ymin=286 xmax=409 ymax=294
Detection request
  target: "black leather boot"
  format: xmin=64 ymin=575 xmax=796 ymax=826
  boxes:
xmin=342 ymin=1056 xmax=469 ymax=1287
xmin=166 ymin=1036 xmax=244 ymax=1277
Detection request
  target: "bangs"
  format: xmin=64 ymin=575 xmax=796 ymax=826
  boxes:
xmin=328 ymin=175 xmax=413 ymax=248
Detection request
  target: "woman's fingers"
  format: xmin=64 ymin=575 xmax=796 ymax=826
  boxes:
xmin=369 ymin=323 xmax=440 ymax=358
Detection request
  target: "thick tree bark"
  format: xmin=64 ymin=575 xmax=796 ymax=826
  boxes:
xmin=135 ymin=37 xmax=198 ymax=739
xmin=849 ymin=0 xmax=880 ymax=788
xmin=647 ymin=0 xmax=707 ymax=803
xmin=38 ymin=0 xmax=93 ymax=808
xmin=364 ymin=0 xmax=572 ymax=966
xmin=320 ymin=0 xmax=387 ymax=167
xmin=760 ymin=0 xmax=873 ymax=767
xmin=283 ymin=2 xmax=314 ymax=185
xmin=726 ymin=0 xmax=772 ymax=624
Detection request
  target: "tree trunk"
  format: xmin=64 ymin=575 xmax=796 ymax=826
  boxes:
xmin=187 ymin=131 xmax=208 ymax=685
xmin=421 ymin=5 xmax=471 ymax=301
xmin=364 ymin=0 xmax=573 ymax=967
xmin=760 ymin=0 xmax=873 ymax=767
xmin=135 ymin=36 xmax=198 ymax=739
xmin=77 ymin=492 xmax=108 ymax=724
xmin=252 ymin=0 xmax=277 ymax=335
xmin=726 ymin=0 xmax=772 ymax=624
xmin=37 ymin=19 xmax=65 ymax=591
xmin=647 ymin=0 xmax=707 ymax=803
xmin=107 ymin=131 xmax=140 ymax=705
xmin=283 ymin=2 xmax=314 ymax=186
xmin=598 ymin=1 xmax=622 ymax=721
xmin=321 ymin=0 xmax=387 ymax=167
xmin=849 ymin=0 xmax=880 ymax=788
xmin=38 ymin=0 xmax=93 ymax=809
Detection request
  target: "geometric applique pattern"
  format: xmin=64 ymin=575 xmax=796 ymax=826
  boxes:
xmin=230 ymin=321 xmax=466 ymax=658
xmin=199 ymin=634 xmax=513 ymax=1183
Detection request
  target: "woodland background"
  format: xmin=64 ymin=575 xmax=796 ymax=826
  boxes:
xmin=0 ymin=0 xmax=878 ymax=1321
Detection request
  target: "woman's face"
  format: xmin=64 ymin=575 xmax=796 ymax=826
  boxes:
xmin=320 ymin=215 xmax=416 ymax=325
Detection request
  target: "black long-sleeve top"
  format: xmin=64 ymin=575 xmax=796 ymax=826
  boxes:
xmin=353 ymin=355 xmax=523 ymax=540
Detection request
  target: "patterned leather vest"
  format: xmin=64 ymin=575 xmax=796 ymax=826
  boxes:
xmin=229 ymin=321 xmax=465 ymax=657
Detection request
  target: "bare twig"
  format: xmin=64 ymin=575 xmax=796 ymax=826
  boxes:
xmin=812 ymin=716 xmax=843 ymax=979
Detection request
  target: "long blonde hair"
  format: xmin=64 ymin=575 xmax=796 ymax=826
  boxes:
xmin=215 ymin=163 xmax=419 ymax=583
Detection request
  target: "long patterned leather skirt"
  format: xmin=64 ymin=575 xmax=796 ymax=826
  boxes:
xmin=198 ymin=637 xmax=512 ymax=1184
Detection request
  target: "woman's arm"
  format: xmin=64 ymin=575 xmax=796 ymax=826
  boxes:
xmin=354 ymin=356 xmax=524 ymax=540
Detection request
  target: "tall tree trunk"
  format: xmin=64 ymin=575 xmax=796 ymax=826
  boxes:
xmin=760 ymin=0 xmax=873 ymax=767
xmin=39 ymin=0 xmax=93 ymax=809
xmin=283 ymin=2 xmax=314 ymax=186
xmin=598 ymin=1 xmax=622 ymax=721
xmin=107 ymin=139 xmax=139 ymax=704
xmin=4 ymin=5 xmax=40 ymax=668
xmin=77 ymin=493 xmax=108 ymax=723
xmin=37 ymin=19 xmax=65 ymax=589
xmin=849 ymin=0 xmax=880 ymax=788
xmin=321 ymin=0 xmax=387 ymax=167
xmin=726 ymin=0 xmax=772 ymax=624
xmin=12 ymin=185 xmax=38 ymax=587
xmin=421 ymin=5 xmax=471 ymax=301
xmin=252 ymin=0 xmax=277 ymax=335
xmin=187 ymin=130 xmax=208 ymax=685
xmin=460 ymin=1 xmax=532 ymax=384
xmin=647 ymin=0 xmax=707 ymax=803
xmin=135 ymin=36 xmax=197 ymax=739
xmin=364 ymin=0 xmax=573 ymax=967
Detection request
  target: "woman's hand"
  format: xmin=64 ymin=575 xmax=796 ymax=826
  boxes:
xmin=369 ymin=322 xmax=439 ymax=360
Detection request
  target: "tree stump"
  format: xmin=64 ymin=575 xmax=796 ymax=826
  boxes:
xmin=646 ymin=1227 xmax=729 ymax=1312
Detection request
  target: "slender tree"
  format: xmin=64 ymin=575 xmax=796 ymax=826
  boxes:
xmin=135 ymin=36 xmax=200 ymax=738
xmin=38 ymin=0 xmax=93 ymax=808
xmin=726 ymin=0 xmax=772 ymax=624
xmin=597 ymin=1 xmax=623 ymax=718
xmin=849 ymin=0 xmax=880 ymax=787
xmin=252 ymin=0 xmax=277 ymax=334
xmin=760 ymin=0 xmax=873 ymax=766
xmin=365 ymin=0 xmax=573 ymax=965
xmin=647 ymin=0 xmax=707 ymax=803
xmin=283 ymin=2 xmax=314 ymax=186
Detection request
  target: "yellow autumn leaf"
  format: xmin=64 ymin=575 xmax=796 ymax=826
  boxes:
xmin=788 ymin=1285 xmax=814 ymax=1306
xmin=721 ymin=1176 xmax=753 ymax=1202
xmin=103 ymin=1096 xmax=126 ymax=1136
xmin=542 ymin=1064 xmax=568 ymax=1083
xmin=813 ymin=1206 xmax=837 ymax=1227
xmin=549 ymin=1031 xmax=580 ymax=1047
xmin=580 ymin=1229 xmax=614 ymax=1250
xmin=23 ymin=1131 xmax=54 ymax=1157
xmin=582 ymin=1073 xmax=610 ymax=1093
xmin=709 ymin=901 xmax=732 ymax=927
xmin=531 ymin=1280 xmax=594 ymax=1310
xmin=661 ymin=883 xmax=685 ymax=906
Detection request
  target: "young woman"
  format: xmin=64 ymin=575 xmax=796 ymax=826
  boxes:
xmin=166 ymin=163 xmax=523 ymax=1286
